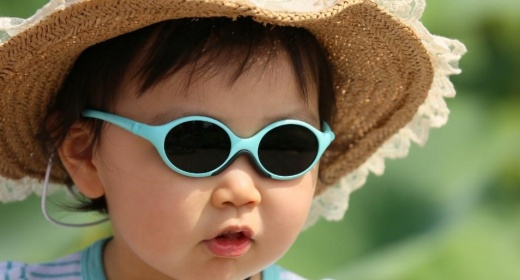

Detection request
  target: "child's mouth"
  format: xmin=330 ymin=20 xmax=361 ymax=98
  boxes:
xmin=205 ymin=227 xmax=253 ymax=258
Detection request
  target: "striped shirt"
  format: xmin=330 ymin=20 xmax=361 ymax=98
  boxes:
xmin=1 ymin=239 xmax=305 ymax=280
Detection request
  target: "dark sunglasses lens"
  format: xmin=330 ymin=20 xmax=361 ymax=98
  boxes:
xmin=258 ymin=125 xmax=319 ymax=176
xmin=164 ymin=121 xmax=231 ymax=173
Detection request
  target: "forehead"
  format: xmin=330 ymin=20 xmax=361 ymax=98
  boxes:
xmin=116 ymin=53 xmax=320 ymax=133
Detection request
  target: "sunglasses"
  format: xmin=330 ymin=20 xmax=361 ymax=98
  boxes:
xmin=82 ymin=110 xmax=335 ymax=180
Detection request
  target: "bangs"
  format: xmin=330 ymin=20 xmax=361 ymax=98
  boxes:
xmin=132 ymin=17 xmax=331 ymax=111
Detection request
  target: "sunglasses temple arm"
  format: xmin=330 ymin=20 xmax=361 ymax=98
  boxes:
xmin=322 ymin=122 xmax=335 ymax=144
xmin=82 ymin=110 xmax=167 ymax=154
xmin=82 ymin=110 xmax=147 ymax=135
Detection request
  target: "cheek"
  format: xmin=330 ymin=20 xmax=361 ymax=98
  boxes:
xmin=94 ymin=127 xmax=171 ymax=180
xmin=93 ymin=128 xmax=203 ymax=245
xmin=99 ymin=166 xmax=209 ymax=264
xmin=261 ymin=168 xmax=318 ymax=254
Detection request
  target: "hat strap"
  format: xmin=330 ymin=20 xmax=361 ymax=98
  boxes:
xmin=41 ymin=154 xmax=109 ymax=227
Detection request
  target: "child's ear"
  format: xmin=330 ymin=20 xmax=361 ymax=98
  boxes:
xmin=58 ymin=122 xmax=105 ymax=199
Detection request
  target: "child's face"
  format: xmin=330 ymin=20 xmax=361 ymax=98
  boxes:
xmin=89 ymin=55 xmax=319 ymax=279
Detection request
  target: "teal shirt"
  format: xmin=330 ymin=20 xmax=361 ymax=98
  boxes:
xmin=1 ymin=239 xmax=305 ymax=280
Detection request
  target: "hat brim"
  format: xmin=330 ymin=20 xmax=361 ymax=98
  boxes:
xmin=0 ymin=0 xmax=433 ymax=192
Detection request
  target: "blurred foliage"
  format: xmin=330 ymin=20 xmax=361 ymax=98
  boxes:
xmin=1 ymin=0 xmax=519 ymax=279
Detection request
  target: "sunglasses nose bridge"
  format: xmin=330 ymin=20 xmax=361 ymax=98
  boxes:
xmin=211 ymin=133 xmax=271 ymax=178
xmin=211 ymin=148 xmax=271 ymax=179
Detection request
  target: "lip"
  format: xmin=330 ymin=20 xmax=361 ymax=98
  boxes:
xmin=204 ymin=226 xmax=254 ymax=258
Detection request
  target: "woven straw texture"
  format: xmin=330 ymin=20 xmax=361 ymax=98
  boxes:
xmin=0 ymin=0 xmax=466 ymax=226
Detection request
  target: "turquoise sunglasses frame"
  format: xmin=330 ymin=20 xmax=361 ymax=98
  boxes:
xmin=82 ymin=110 xmax=335 ymax=180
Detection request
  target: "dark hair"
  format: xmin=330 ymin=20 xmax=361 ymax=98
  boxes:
xmin=39 ymin=16 xmax=335 ymax=213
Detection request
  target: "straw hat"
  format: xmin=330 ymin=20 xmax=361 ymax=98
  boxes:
xmin=0 ymin=0 xmax=465 ymax=226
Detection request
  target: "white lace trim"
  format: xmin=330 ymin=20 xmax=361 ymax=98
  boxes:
xmin=241 ymin=0 xmax=339 ymax=12
xmin=0 ymin=177 xmax=61 ymax=202
xmin=306 ymin=0 xmax=466 ymax=228
xmin=0 ymin=0 xmax=466 ymax=229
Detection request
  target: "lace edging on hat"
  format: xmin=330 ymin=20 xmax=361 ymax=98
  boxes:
xmin=0 ymin=0 xmax=466 ymax=229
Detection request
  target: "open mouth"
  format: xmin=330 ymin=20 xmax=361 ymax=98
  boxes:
xmin=216 ymin=229 xmax=252 ymax=240
xmin=205 ymin=227 xmax=254 ymax=258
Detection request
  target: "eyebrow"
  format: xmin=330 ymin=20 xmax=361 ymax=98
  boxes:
xmin=262 ymin=110 xmax=320 ymax=127
xmin=149 ymin=110 xmax=186 ymax=125
xmin=149 ymin=108 xmax=320 ymax=127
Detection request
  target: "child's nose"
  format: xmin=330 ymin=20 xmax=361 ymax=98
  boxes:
xmin=211 ymin=156 xmax=262 ymax=209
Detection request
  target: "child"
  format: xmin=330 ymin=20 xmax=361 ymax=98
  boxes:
xmin=0 ymin=0 xmax=466 ymax=279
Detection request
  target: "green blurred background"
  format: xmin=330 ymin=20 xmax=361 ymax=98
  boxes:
xmin=1 ymin=0 xmax=519 ymax=279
